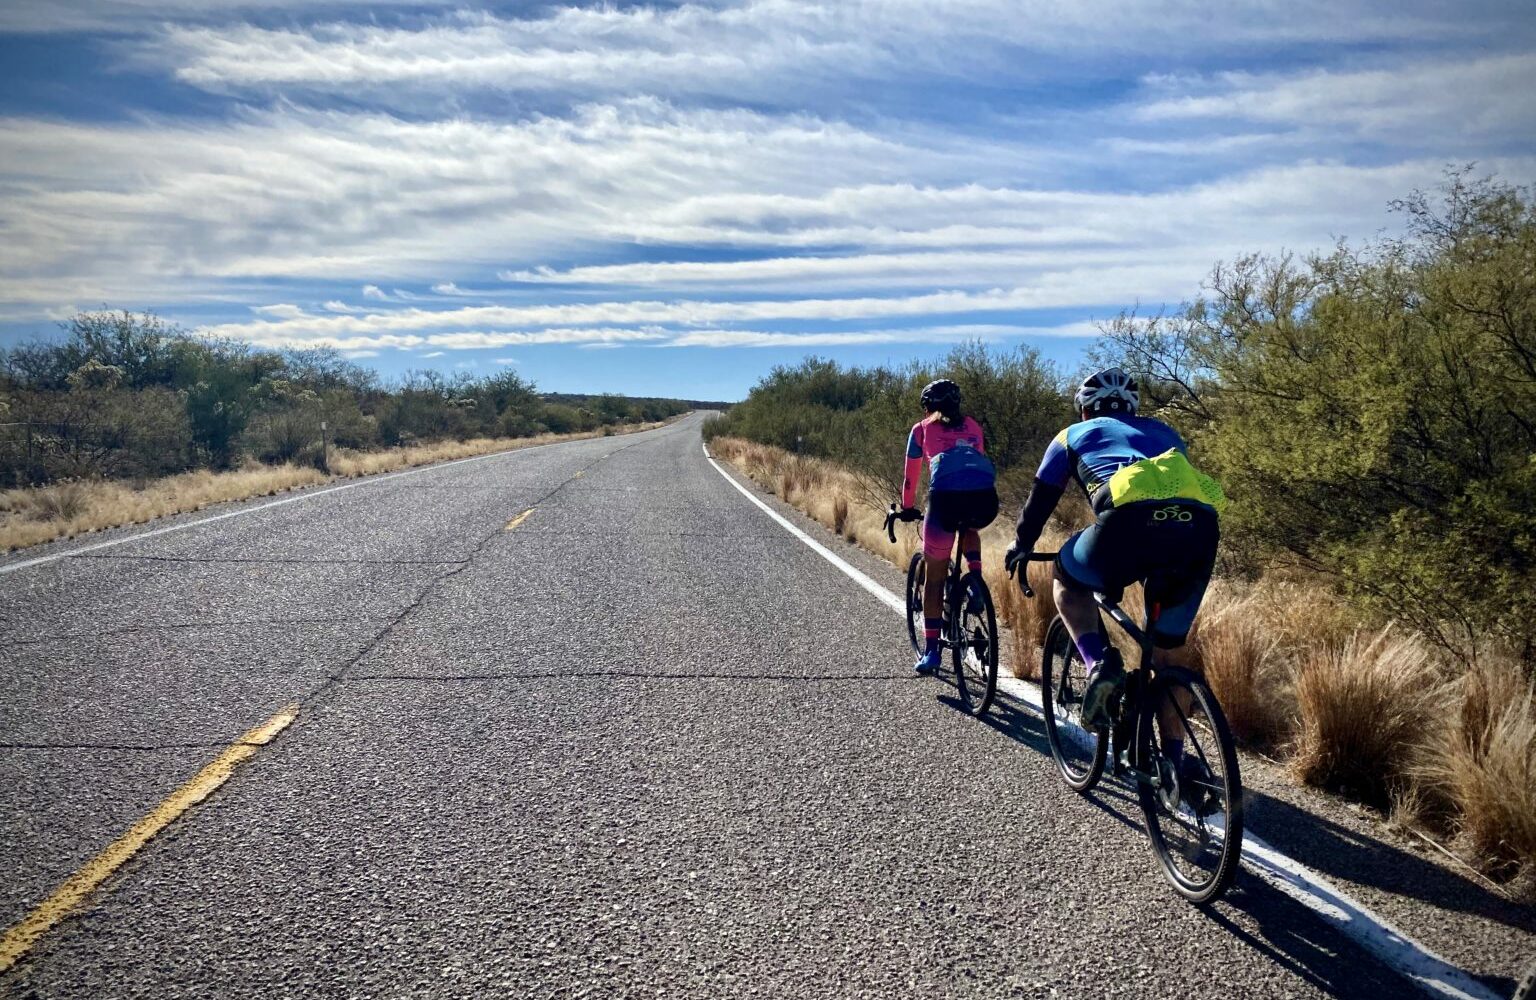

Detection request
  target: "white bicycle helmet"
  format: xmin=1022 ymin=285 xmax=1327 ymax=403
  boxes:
xmin=1074 ymin=367 xmax=1140 ymax=415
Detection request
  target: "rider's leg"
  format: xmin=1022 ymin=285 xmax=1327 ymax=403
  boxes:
xmin=1146 ymin=519 xmax=1217 ymax=763
xmin=961 ymin=528 xmax=982 ymax=574
xmin=1052 ymin=569 xmax=1106 ymax=665
xmin=923 ymin=556 xmax=949 ymax=624
xmin=917 ymin=508 xmax=955 ymax=667
xmin=1153 ymin=644 xmax=1194 ymax=763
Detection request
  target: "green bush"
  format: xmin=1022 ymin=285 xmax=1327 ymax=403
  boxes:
xmin=1094 ymin=171 xmax=1536 ymax=661
xmin=0 ymin=316 xmax=692 ymax=487
xmin=709 ymin=344 xmax=1069 ymax=508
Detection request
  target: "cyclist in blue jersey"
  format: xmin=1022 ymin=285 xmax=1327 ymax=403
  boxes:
xmin=899 ymin=379 xmax=999 ymax=674
xmin=1005 ymin=368 xmax=1227 ymax=739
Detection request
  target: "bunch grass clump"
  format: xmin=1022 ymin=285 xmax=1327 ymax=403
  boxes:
xmin=1288 ymin=628 xmax=1445 ymax=807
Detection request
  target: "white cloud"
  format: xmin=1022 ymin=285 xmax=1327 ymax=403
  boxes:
xmin=493 ymin=357 xmax=518 ymax=365
xmin=195 ymin=289 xmax=1120 ymax=344
xmin=1134 ymin=53 xmax=1536 ymax=141
xmin=3 ymin=2 xmax=1534 ymax=371
xmin=341 ymin=349 xmax=379 ymax=358
xmin=501 ymin=248 xmax=1236 ymax=292
xmin=0 ymin=0 xmax=432 ymax=33
xmin=4 ymin=91 xmax=1531 ymax=314
xmin=419 ymin=350 xmax=445 ymax=357
xmin=660 ymin=322 xmax=1097 ymax=348
xmin=252 ymin=302 xmax=305 ymax=318
xmin=142 ymin=2 xmax=1534 ymax=103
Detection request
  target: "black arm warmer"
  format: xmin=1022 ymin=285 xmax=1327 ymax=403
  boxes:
xmin=1014 ymin=478 xmax=1065 ymax=552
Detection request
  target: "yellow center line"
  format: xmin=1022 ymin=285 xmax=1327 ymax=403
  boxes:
xmin=0 ymin=704 xmax=300 ymax=975
xmin=504 ymin=508 xmax=535 ymax=531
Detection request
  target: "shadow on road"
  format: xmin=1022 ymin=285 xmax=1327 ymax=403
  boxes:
xmin=1243 ymin=789 xmax=1536 ymax=935
xmin=961 ymin=686 xmax=1525 ymax=999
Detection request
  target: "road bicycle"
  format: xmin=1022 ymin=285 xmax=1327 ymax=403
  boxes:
xmin=1011 ymin=551 xmax=1244 ymax=904
xmin=885 ymin=505 xmax=999 ymax=716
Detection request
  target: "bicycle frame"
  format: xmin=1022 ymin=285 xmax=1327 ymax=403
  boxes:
xmin=1012 ymin=553 xmax=1192 ymax=789
xmin=886 ymin=504 xmax=980 ymax=649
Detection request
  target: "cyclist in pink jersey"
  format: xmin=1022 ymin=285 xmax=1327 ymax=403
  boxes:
xmin=897 ymin=379 xmax=999 ymax=673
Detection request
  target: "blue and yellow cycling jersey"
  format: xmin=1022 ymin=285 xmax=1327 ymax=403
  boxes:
xmin=1037 ymin=415 xmax=1227 ymax=514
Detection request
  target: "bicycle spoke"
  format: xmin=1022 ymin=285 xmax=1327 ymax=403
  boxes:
xmin=1138 ymin=671 xmax=1244 ymax=903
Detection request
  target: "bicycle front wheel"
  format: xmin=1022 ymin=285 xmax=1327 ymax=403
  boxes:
xmin=904 ymin=552 xmax=925 ymax=653
xmin=1039 ymin=616 xmax=1107 ymax=791
xmin=1136 ymin=666 xmax=1244 ymax=905
xmin=952 ymin=575 xmax=999 ymax=716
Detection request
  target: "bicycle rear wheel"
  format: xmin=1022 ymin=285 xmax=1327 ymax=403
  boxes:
xmin=1040 ymin=616 xmax=1107 ymax=791
xmin=904 ymin=552 xmax=925 ymax=652
xmin=1136 ymin=666 xmax=1244 ymax=905
xmin=952 ymin=574 xmax=999 ymax=716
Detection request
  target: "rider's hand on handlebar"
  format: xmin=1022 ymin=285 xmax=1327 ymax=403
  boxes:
xmin=897 ymin=506 xmax=922 ymax=523
xmin=1004 ymin=541 xmax=1035 ymax=598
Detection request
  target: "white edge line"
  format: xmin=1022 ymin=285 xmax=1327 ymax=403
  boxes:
xmin=703 ymin=441 xmax=1502 ymax=1000
xmin=702 ymin=443 xmax=904 ymax=617
xmin=1 ymin=432 xmax=630 ymax=578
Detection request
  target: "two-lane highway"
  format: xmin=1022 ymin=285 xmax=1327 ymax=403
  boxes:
xmin=0 ymin=414 xmax=1514 ymax=997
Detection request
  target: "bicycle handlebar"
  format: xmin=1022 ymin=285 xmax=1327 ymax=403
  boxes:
xmin=884 ymin=504 xmax=922 ymax=543
xmin=1007 ymin=550 xmax=1057 ymax=599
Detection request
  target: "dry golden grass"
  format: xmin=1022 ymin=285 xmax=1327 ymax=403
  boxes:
xmin=0 ymin=464 xmax=330 ymax=550
xmin=1187 ymin=589 xmax=1291 ymax=748
xmin=1412 ymin=657 xmax=1536 ymax=893
xmin=0 ymin=420 xmax=670 ymax=552
xmin=992 ymin=553 xmax=1060 ymax=681
xmin=1288 ymin=627 xmax=1446 ymax=806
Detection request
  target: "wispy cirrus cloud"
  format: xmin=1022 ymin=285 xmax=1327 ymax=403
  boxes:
xmin=1134 ymin=53 xmax=1536 ymax=142
xmin=2 ymin=0 xmax=1533 ymax=393
xmin=136 ymin=1 xmax=1536 ymax=106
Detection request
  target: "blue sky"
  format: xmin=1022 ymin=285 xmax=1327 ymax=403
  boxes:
xmin=2 ymin=2 xmax=1533 ymax=401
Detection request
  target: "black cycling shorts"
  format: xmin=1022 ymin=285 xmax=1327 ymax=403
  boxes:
xmin=1055 ymin=500 xmax=1219 ymax=648
xmin=923 ymin=488 xmax=999 ymax=558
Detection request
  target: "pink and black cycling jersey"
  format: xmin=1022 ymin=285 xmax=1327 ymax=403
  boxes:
xmin=902 ymin=415 xmax=996 ymax=509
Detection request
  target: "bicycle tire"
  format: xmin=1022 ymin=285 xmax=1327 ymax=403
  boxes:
xmin=1039 ymin=616 xmax=1107 ymax=791
xmin=904 ymin=552 xmax=925 ymax=653
xmin=1136 ymin=666 xmax=1244 ymax=905
xmin=952 ymin=575 xmax=999 ymax=716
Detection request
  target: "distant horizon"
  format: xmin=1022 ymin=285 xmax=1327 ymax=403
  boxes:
xmin=3 ymin=1 xmax=1533 ymax=400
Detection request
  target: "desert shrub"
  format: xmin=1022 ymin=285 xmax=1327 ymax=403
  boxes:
xmin=1095 ymin=171 xmax=1536 ymax=661
xmin=710 ymin=344 xmax=1069 ymax=511
xmin=0 ymin=313 xmax=690 ymax=487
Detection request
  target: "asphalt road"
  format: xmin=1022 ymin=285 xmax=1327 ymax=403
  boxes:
xmin=2 ymin=412 xmax=1530 ymax=998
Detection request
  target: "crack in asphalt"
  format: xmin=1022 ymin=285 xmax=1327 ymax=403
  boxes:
xmin=66 ymin=555 xmax=470 ymax=566
xmin=0 ymin=617 xmax=363 ymax=647
xmin=0 ymin=740 xmax=270 ymax=752
xmin=339 ymin=671 xmax=914 ymax=682
xmin=291 ymin=435 xmax=660 ymax=716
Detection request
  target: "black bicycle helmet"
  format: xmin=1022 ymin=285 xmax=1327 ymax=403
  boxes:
xmin=1074 ymin=367 xmax=1140 ymax=415
xmin=920 ymin=378 xmax=962 ymax=415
